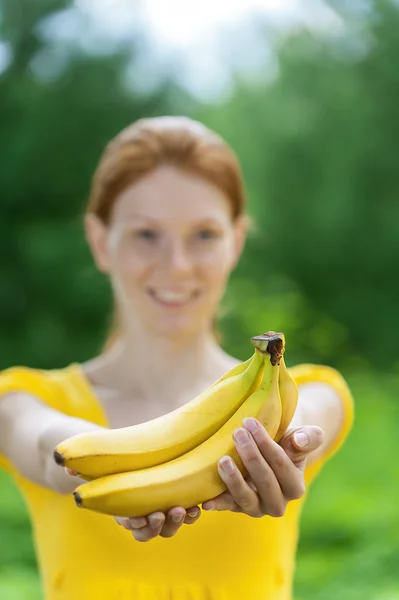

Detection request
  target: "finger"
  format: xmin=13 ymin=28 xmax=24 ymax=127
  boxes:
xmin=202 ymin=492 xmax=240 ymax=513
xmin=159 ymin=508 xmax=186 ymax=538
xmin=132 ymin=526 xmax=158 ymax=543
xmin=233 ymin=426 xmax=286 ymax=515
xmin=114 ymin=516 xmax=147 ymax=530
xmin=217 ymin=455 xmax=258 ymax=514
xmin=184 ymin=506 xmax=201 ymax=524
xmin=65 ymin=467 xmax=79 ymax=476
xmin=243 ymin=418 xmax=305 ymax=501
xmin=279 ymin=426 xmax=325 ymax=468
xmin=132 ymin=512 xmax=165 ymax=542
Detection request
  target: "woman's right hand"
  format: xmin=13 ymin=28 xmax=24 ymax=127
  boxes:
xmin=65 ymin=468 xmax=201 ymax=542
xmin=114 ymin=507 xmax=201 ymax=542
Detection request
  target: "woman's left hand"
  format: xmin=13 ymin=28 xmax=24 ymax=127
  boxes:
xmin=95 ymin=419 xmax=324 ymax=540
xmin=201 ymin=418 xmax=324 ymax=517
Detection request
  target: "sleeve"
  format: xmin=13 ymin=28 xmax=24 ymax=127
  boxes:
xmin=0 ymin=366 xmax=63 ymax=473
xmin=288 ymin=363 xmax=355 ymax=486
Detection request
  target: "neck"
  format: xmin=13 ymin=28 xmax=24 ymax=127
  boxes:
xmin=83 ymin=326 xmax=231 ymax=408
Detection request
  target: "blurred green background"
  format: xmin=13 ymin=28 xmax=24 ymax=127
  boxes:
xmin=0 ymin=0 xmax=398 ymax=598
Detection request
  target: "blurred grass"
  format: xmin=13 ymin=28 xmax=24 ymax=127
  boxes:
xmin=0 ymin=370 xmax=397 ymax=599
xmin=295 ymin=370 xmax=398 ymax=599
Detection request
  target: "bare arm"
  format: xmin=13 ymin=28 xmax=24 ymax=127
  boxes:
xmin=291 ymin=382 xmax=345 ymax=466
xmin=0 ymin=392 xmax=103 ymax=494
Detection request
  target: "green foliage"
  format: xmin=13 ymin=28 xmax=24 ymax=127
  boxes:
xmin=0 ymin=0 xmax=196 ymax=370
xmin=295 ymin=370 xmax=399 ymax=598
xmin=0 ymin=0 xmax=398 ymax=598
xmin=201 ymin=0 xmax=399 ymax=369
xmin=2 ymin=0 xmax=398 ymax=370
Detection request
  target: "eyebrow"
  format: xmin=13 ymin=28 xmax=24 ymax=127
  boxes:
xmin=122 ymin=214 xmax=159 ymax=222
xmin=121 ymin=215 xmax=224 ymax=225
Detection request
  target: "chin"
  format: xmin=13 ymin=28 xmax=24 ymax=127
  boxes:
xmin=147 ymin=316 xmax=203 ymax=340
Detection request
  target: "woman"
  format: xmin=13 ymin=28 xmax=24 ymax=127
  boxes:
xmin=0 ymin=116 xmax=354 ymax=599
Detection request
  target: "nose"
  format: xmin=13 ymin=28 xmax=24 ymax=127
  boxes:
xmin=162 ymin=239 xmax=193 ymax=276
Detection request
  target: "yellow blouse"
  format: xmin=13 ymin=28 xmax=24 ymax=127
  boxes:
xmin=0 ymin=363 xmax=354 ymax=600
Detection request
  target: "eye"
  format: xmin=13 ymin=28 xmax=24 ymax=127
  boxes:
xmin=195 ymin=229 xmax=220 ymax=241
xmin=134 ymin=229 xmax=159 ymax=241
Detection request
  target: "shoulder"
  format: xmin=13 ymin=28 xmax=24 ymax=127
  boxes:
xmin=0 ymin=363 xmax=107 ymax=428
xmin=0 ymin=366 xmax=53 ymax=395
xmin=0 ymin=364 xmax=77 ymax=413
xmin=291 ymin=363 xmax=354 ymax=431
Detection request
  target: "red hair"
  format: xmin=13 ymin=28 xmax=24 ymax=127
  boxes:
xmin=86 ymin=116 xmax=248 ymax=345
xmin=87 ymin=116 xmax=246 ymax=222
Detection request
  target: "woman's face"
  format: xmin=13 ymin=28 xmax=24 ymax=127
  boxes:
xmin=87 ymin=165 xmax=247 ymax=339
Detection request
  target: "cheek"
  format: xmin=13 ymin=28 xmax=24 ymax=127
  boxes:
xmin=198 ymin=243 xmax=235 ymax=283
xmin=112 ymin=243 xmax=154 ymax=285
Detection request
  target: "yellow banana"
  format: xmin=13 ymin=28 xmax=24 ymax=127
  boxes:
xmin=250 ymin=332 xmax=298 ymax=441
xmin=54 ymin=349 xmax=264 ymax=478
xmin=210 ymin=356 xmax=252 ymax=387
xmin=275 ymin=355 xmax=298 ymax=442
xmin=73 ymin=335 xmax=285 ymax=517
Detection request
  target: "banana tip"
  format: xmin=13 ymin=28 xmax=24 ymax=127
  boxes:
xmin=73 ymin=492 xmax=83 ymax=508
xmin=53 ymin=450 xmax=65 ymax=466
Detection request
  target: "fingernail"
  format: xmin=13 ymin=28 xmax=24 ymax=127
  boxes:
xmin=171 ymin=513 xmax=184 ymax=523
xmin=65 ymin=468 xmax=80 ymax=476
xmin=203 ymin=502 xmax=215 ymax=511
xmin=243 ymin=417 xmax=258 ymax=434
xmin=187 ymin=510 xmax=198 ymax=518
xmin=149 ymin=515 xmax=164 ymax=529
xmin=130 ymin=519 xmax=146 ymax=530
xmin=233 ymin=428 xmax=250 ymax=445
xmin=294 ymin=432 xmax=308 ymax=448
xmin=219 ymin=456 xmax=235 ymax=474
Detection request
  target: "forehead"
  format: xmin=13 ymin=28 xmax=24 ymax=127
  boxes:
xmin=112 ymin=165 xmax=231 ymax=222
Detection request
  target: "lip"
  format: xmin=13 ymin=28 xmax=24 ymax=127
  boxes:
xmin=147 ymin=288 xmax=200 ymax=308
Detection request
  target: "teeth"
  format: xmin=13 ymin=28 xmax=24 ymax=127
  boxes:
xmin=153 ymin=291 xmax=192 ymax=303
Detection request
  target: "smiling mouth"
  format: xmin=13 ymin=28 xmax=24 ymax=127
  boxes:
xmin=148 ymin=289 xmax=200 ymax=307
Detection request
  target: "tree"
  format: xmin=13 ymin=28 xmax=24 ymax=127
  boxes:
xmin=0 ymin=0 xmax=193 ymax=369
xmin=201 ymin=0 xmax=399 ymax=369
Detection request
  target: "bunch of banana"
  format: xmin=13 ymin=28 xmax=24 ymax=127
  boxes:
xmin=250 ymin=333 xmax=298 ymax=443
xmin=54 ymin=349 xmax=264 ymax=478
xmin=55 ymin=331 xmax=298 ymax=517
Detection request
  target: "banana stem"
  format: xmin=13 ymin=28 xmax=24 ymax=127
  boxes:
xmin=250 ymin=331 xmax=285 ymax=366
